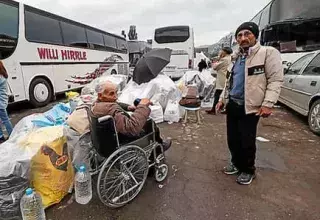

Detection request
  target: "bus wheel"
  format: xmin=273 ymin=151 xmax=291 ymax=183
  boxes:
xmin=111 ymin=69 xmax=117 ymax=75
xmin=29 ymin=77 xmax=53 ymax=108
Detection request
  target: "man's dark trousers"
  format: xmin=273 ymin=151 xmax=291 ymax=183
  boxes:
xmin=226 ymin=99 xmax=260 ymax=174
xmin=212 ymin=89 xmax=223 ymax=113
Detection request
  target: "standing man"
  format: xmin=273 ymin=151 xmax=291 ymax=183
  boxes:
xmin=216 ymin=22 xmax=283 ymax=185
xmin=206 ymin=47 xmax=233 ymax=115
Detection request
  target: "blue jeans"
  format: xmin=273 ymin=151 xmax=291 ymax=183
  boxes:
xmin=0 ymin=108 xmax=13 ymax=138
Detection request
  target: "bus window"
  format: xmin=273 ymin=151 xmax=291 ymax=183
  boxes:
xmin=103 ymin=34 xmax=117 ymax=51
xmin=0 ymin=1 xmax=19 ymax=59
xmin=251 ymin=12 xmax=262 ymax=26
xmin=25 ymin=10 xmax=63 ymax=45
xmin=263 ymin=19 xmax=320 ymax=52
xmin=259 ymin=4 xmax=271 ymax=30
xmin=154 ymin=26 xmax=190 ymax=44
xmin=116 ymin=38 xmax=128 ymax=53
xmin=270 ymin=0 xmax=320 ymax=22
xmin=86 ymin=29 xmax=104 ymax=50
xmin=61 ymin=22 xmax=88 ymax=48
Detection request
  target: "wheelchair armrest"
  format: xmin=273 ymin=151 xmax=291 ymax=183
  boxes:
xmin=143 ymin=118 xmax=155 ymax=133
xmin=98 ymin=115 xmax=113 ymax=123
xmin=76 ymin=104 xmax=91 ymax=111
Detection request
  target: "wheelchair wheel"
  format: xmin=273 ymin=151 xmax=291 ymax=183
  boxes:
xmin=155 ymin=164 xmax=168 ymax=182
xmin=97 ymin=145 xmax=149 ymax=208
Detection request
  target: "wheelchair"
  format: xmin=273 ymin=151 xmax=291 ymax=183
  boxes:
xmin=80 ymin=106 xmax=169 ymax=208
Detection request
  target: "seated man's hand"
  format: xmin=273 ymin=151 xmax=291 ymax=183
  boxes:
xmin=139 ymin=98 xmax=153 ymax=106
xmin=127 ymin=105 xmax=136 ymax=111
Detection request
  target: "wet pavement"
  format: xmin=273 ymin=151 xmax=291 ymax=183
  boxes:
xmin=7 ymin=101 xmax=320 ymax=220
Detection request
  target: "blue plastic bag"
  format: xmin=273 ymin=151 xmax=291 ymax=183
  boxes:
xmin=32 ymin=103 xmax=71 ymax=127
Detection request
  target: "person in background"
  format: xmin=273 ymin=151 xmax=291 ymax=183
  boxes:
xmin=206 ymin=47 xmax=233 ymax=115
xmin=216 ymin=22 xmax=283 ymax=185
xmin=0 ymin=61 xmax=13 ymax=143
xmin=198 ymin=59 xmax=208 ymax=72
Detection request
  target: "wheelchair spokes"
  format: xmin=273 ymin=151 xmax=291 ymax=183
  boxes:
xmin=97 ymin=146 xmax=149 ymax=207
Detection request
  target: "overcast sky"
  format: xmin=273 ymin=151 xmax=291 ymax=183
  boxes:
xmin=20 ymin=0 xmax=270 ymax=46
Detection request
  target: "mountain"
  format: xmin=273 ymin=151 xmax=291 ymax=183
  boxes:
xmin=197 ymin=32 xmax=235 ymax=56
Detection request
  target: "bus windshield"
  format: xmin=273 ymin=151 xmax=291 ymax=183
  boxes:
xmin=270 ymin=0 xmax=320 ymax=22
xmin=264 ymin=18 xmax=320 ymax=53
xmin=154 ymin=26 xmax=190 ymax=44
xmin=0 ymin=1 xmax=19 ymax=59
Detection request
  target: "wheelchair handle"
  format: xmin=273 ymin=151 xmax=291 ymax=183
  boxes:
xmin=98 ymin=115 xmax=113 ymax=123
xmin=76 ymin=104 xmax=91 ymax=111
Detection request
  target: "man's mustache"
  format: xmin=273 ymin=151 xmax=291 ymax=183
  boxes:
xmin=240 ymin=41 xmax=250 ymax=45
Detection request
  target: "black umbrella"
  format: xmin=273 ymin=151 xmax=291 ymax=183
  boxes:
xmin=133 ymin=48 xmax=172 ymax=84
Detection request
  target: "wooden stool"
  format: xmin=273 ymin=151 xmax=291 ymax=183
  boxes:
xmin=183 ymin=107 xmax=202 ymax=124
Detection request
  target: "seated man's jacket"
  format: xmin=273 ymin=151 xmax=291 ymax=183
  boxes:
xmin=92 ymin=102 xmax=151 ymax=136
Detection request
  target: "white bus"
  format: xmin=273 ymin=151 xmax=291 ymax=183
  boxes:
xmin=252 ymin=0 xmax=320 ymax=65
xmin=218 ymin=0 xmax=320 ymax=66
xmin=0 ymin=0 xmax=129 ymax=107
xmin=152 ymin=25 xmax=195 ymax=79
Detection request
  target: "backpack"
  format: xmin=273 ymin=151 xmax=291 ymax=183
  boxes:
xmin=179 ymin=85 xmax=201 ymax=108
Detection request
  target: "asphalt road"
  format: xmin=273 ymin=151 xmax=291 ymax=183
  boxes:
xmin=7 ymin=101 xmax=320 ymax=220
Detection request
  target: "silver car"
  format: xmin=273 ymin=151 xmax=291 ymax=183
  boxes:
xmin=279 ymin=51 xmax=320 ymax=135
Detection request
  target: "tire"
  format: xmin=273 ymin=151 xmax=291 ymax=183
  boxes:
xmin=29 ymin=77 xmax=53 ymax=108
xmin=111 ymin=69 xmax=117 ymax=75
xmin=155 ymin=164 xmax=169 ymax=183
xmin=97 ymin=145 xmax=149 ymax=208
xmin=308 ymin=99 xmax=320 ymax=135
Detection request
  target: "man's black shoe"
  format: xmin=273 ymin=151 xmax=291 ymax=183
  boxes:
xmin=236 ymin=172 xmax=256 ymax=185
xmin=223 ymin=164 xmax=239 ymax=175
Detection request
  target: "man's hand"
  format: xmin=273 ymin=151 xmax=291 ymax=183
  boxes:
xmin=139 ymin=98 xmax=153 ymax=106
xmin=256 ymin=106 xmax=272 ymax=118
xmin=127 ymin=105 xmax=136 ymax=111
xmin=216 ymin=101 xmax=225 ymax=113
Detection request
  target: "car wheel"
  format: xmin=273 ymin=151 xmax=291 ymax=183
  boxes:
xmin=308 ymin=99 xmax=320 ymax=135
xmin=29 ymin=77 xmax=53 ymax=108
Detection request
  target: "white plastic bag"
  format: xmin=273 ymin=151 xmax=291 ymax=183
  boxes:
xmin=81 ymin=74 xmax=128 ymax=96
xmin=149 ymin=103 xmax=164 ymax=124
xmin=118 ymin=74 xmax=180 ymax=110
xmin=164 ymin=100 xmax=180 ymax=123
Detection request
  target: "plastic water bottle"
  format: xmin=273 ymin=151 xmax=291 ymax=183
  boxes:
xmin=75 ymin=165 xmax=92 ymax=205
xmin=20 ymin=188 xmax=46 ymax=220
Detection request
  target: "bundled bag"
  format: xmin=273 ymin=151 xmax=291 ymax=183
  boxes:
xmin=67 ymin=108 xmax=90 ymax=135
xmin=179 ymin=85 xmax=201 ymax=108
xmin=30 ymin=135 xmax=74 ymax=208
xmin=32 ymin=103 xmax=71 ymax=127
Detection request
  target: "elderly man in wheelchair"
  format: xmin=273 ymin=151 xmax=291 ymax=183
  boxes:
xmin=74 ymin=81 xmax=171 ymax=208
xmin=92 ymin=81 xmax=172 ymax=152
